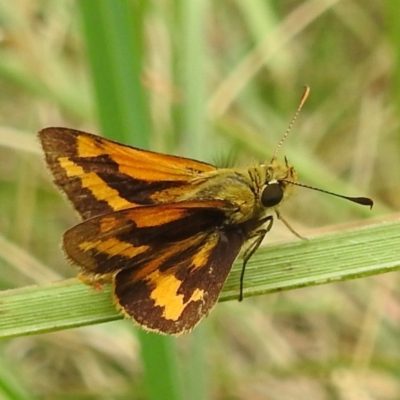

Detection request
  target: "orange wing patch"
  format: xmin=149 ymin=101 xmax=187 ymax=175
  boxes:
xmin=58 ymin=156 xmax=134 ymax=211
xmin=78 ymin=238 xmax=149 ymax=260
xmin=147 ymin=269 xmax=205 ymax=321
xmin=75 ymin=132 xmax=214 ymax=182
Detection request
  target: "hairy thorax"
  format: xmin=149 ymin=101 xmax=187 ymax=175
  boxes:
xmin=176 ymin=158 xmax=298 ymax=225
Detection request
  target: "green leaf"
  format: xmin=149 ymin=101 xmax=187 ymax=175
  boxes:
xmin=1 ymin=219 xmax=399 ymax=340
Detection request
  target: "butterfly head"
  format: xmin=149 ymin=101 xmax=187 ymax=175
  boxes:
xmin=259 ymin=156 xmax=298 ymax=209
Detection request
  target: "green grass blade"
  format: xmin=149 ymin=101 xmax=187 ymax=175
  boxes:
xmin=78 ymin=0 xmax=149 ymax=146
xmin=177 ymin=3 xmax=210 ymax=399
xmin=0 ymin=362 xmax=34 ymax=400
xmin=386 ymin=0 xmax=400 ymax=108
xmin=1 ymin=220 xmax=399 ymax=339
xmin=139 ymin=332 xmax=182 ymax=399
xmin=78 ymin=2 xmax=180 ymax=399
xmin=179 ymin=1 xmax=208 ymax=161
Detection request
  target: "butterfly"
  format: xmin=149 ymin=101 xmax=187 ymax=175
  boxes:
xmin=38 ymin=88 xmax=373 ymax=335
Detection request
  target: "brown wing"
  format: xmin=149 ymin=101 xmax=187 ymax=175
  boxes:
xmin=38 ymin=128 xmax=216 ymax=220
xmin=63 ymin=201 xmax=245 ymax=335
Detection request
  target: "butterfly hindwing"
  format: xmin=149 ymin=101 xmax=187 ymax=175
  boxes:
xmin=114 ymin=227 xmax=244 ymax=335
xmin=38 ymin=128 xmax=216 ymax=220
xmin=63 ymin=201 xmax=245 ymax=334
xmin=63 ymin=200 xmax=231 ymax=276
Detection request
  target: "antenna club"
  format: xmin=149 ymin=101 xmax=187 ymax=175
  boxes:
xmin=281 ymin=179 xmax=373 ymax=208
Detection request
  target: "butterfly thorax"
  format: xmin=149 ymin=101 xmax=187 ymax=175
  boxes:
xmin=177 ymin=157 xmax=297 ymax=225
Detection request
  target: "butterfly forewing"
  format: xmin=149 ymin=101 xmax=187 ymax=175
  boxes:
xmin=39 ymin=128 xmax=216 ymax=220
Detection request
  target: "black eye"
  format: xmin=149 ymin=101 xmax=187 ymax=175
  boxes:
xmin=261 ymin=183 xmax=283 ymax=208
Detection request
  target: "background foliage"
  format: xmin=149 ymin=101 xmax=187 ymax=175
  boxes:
xmin=0 ymin=1 xmax=399 ymax=399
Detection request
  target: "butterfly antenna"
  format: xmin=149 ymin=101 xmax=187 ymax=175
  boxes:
xmin=281 ymin=179 xmax=374 ymax=209
xmin=272 ymin=86 xmax=310 ymax=162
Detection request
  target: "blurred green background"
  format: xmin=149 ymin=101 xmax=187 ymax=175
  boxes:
xmin=0 ymin=1 xmax=399 ymax=399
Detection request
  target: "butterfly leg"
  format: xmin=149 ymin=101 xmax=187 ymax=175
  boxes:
xmin=239 ymin=215 xmax=274 ymax=301
xmin=275 ymin=209 xmax=307 ymax=240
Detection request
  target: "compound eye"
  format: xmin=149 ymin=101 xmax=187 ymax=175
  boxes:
xmin=261 ymin=183 xmax=284 ymax=208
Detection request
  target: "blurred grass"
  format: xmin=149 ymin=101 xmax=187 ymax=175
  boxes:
xmin=0 ymin=1 xmax=399 ymax=399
